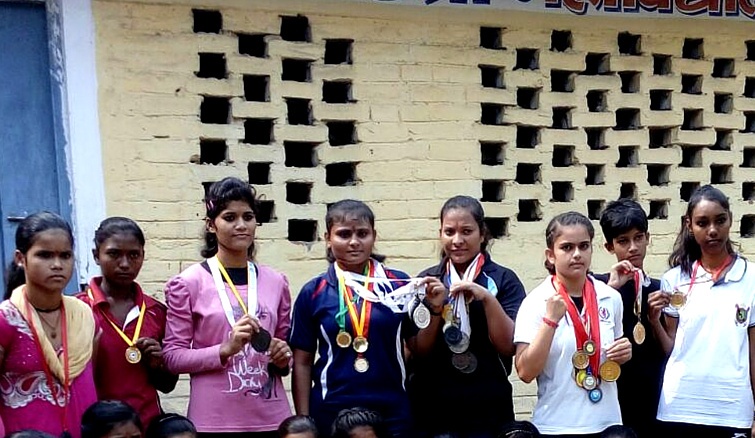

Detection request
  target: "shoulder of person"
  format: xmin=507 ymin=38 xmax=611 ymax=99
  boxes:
xmin=417 ymin=262 xmax=443 ymax=278
xmin=592 ymin=276 xmax=621 ymax=302
xmin=383 ymin=265 xmax=410 ymax=280
xmin=591 ymin=272 xmax=609 ymax=284
xmin=661 ymin=265 xmax=684 ymax=285
xmin=255 ymin=263 xmax=289 ymax=284
xmin=525 ymin=277 xmax=555 ymax=301
xmin=298 ymin=272 xmax=330 ymax=297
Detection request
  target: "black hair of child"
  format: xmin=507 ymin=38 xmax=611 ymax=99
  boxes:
xmin=277 ymin=415 xmax=319 ymax=437
xmin=544 ymin=211 xmax=594 ymax=275
xmin=668 ymin=184 xmax=736 ymax=275
xmin=325 ymin=199 xmax=385 ymax=263
xmin=600 ymin=425 xmax=637 ymax=438
xmin=498 ymin=420 xmax=541 ymax=438
xmin=331 ymin=407 xmax=390 ymax=438
xmin=438 ymin=195 xmax=491 ymax=256
xmin=81 ymin=400 xmax=142 ymax=438
xmin=146 ymin=413 xmax=197 ymax=438
xmin=202 ymin=177 xmax=259 ymax=260
xmin=5 ymin=431 xmax=58 ymax=438
xmin=94 ymin=217 xmax=146 ymax=251
xmin=599 ymin=198 xmax=648 ymax=243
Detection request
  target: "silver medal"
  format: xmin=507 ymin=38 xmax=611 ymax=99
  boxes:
xmin=448 ymin=331 xmax=470 ymax=354
xmin=412 ymin=302 xmax=431 ymax=329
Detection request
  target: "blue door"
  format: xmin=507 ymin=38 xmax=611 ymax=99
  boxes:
xmin=0 ymin=2 xmax=74 ymax=290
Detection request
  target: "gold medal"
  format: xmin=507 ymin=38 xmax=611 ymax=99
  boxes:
xmin=583 ymin=339 xmax=597 ymax=356
xmin=571 ymin=351 xmax=589 ymax=370
xmin=354 ymin=357 xmax=369 ymax=373
xmin=633 ymin=322 xmax=646 ymax=345
xmin=125 ymin=346 xmax=142 ymax=364
xmin=336 ymin=331 xmax=352 ymax=348
xmin=670 ymin=290 xmax=686 ymax=308
xmin=599 ymin=360 xmax=621 ymax=382
xmin=575 ymin=369 xmax=588 ymax=387
xmin=352 ymin=336 xmax=369 ymax=353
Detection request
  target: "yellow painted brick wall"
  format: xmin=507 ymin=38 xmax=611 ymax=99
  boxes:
xmin=93 ymin=0 xmax=755 ymax=418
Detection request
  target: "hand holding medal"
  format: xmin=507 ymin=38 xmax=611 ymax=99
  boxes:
xmin=449 ymin=280 xmax=490 ymax=303
xmin=220 ymin=314 xmax=261 ymax=361
xmin=647 ymin=290 xmax=670 ymax=323
xmin=135 ymin=337 xmax=165 ymax=369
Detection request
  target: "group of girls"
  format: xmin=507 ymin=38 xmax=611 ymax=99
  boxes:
xmin=2 ymin=176 xmax=754 ymax=438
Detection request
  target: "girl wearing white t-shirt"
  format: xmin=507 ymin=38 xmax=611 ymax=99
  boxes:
xmin=514 ymin=212 xmax=632 ymax=437
xmin=656 ymin=185 xmax=755 ymax=437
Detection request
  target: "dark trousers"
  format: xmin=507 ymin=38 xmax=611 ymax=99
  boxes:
xmin=659 ymin=421 xmax=751 ymax=438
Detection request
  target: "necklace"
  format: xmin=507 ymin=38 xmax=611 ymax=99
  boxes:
xmin=38 ymin=310 xmax=61 ymax=339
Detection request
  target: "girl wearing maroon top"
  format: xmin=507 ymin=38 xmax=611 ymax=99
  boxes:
xmin=78 ymin=217 xmax=177 ymax=428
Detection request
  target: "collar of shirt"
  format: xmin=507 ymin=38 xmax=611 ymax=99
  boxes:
xmin=88 ymin=276 xmax=147 ymax=329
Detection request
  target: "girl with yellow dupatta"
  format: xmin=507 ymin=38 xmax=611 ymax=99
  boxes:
xmin=0 ymin=212 xmax=96 ymax=438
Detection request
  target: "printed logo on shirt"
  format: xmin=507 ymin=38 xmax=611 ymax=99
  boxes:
xmin=735 ymin=304 xmax=750 ymax=327
xmin=599 ymin=306 xmax=610 ymax=322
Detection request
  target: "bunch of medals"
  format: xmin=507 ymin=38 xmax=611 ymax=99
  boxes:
xmin=336 ymin=262 xmax=374 ymax=373
xmin=571 ymin=339 xmax=621 ymax=403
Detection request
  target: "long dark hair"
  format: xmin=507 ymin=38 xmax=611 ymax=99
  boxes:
xmin=438 ymin=195 xmax=491 ymax=258
xmin=81 ymin=400 xmax=142 ymax=438
xmin=544 ymin=211 xmax=594 ymax=275
xmin=202 ymin=177 xmax=259 ymax=260
xmin=325 ymin=200 xmax=385 ymax=263
xmin=668 ymin=184 xmax=735 ymax=275
xmin=4 ymin=212 xmax=74 ymax=300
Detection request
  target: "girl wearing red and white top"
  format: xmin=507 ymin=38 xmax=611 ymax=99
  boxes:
xmin=655 ymin=185 xmax=755 ymax=437
xmin=514 ymin=212 xmax=632 ymax=437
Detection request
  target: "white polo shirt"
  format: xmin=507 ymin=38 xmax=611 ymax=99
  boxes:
xmin=658 ymin=256 xmax=755 ymax=428
xmin=514 ymin=276 xmax=623 ymax=435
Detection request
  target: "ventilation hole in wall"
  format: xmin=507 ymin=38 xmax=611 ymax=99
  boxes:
xmin=517 ymin=199 xmax=542 ymax=222
xmin=650 ymin=90 xmax=672 ymax=111
xmin=517 ymin=87 xmax=539 ymax=109
xmin=648 ymin=200 xmax=669 ymax=220
xmin=748 ymin=41 xmax=755 ymax=61
xmin=587 ymin=200 xmax=606 ymax=220
xmin=325 ymin=39 xmax=353 ymax=64
xmin=201 ymin=181 xmax=215 ymax=197
xmin=239 ymin=34 xmax=267 ymax=58
xmin=586 ymin=90 xmax=607 ymax=112
xmin=282 ymin=59 xmax=312 ymax=82
xmin=741 ymin=216 xmax=755 ymax=238
xmin=243 ymin=119 xmax=274 ymax=144
xmin=620 ymin=182 xmax=637 ymax=199
xmin=745 ymin=77 xmax=755 ymax=98
xmin=649 ymin=127 xmax=673 ymax=148
xmin=286 ymin=98 xmax=312 ymax=125
xmin=617 ymin=146 xmax=638 ymax=167
xmin=713 ymin=129 xmax=734 ymax=150
xmin=481 ymin=180 xmax=505 ymax=202
xmin=712 ymin=58 xmax=735 ymax=78
xmin=551 ymin=70 xmax=576 ymax=92
xmin=328 ymin=121 xmax=357 ymax=146
xmin=551 ymin=30 xmax=572 ymax=52
xmin=586 ymin=164 xmax=606 ymax=185
xmin=551 ymin=181 xmax=574 ymax=202
xmin=552 ymin=145 xmax=574 ymax=167
xmin=280 ymin=15 xmax=310 ymax=42
xmin=288 ymin=219 xmax=317 ymax=242
xmin=710 ymin=164 xmax=733 ymax=184
xmin=480 ymin=27 xmax=505 ymax=50
xmin=323 ymin=81 xmax=353 ymax=104
xmin=586 ymin=128 xmax=607 ymax=150
xmin=196 ymin=53 xmax=226 ymax=79
xmin=551 ymin=107 xmax=572 ymax=129
xmin=480 ymin=142 xmax=505 ymax=166
xmin=615 ymin=108 xmax=640 ymax=130
xmin=516 ymin=126 xmax=539 ymax=148
xmin=515 ymin=48 xmax=539 ymax=70
xmin=618 ymin=32 xmax=641 ymax=55
xmin=284 ymin=141 xmax=317 ymax=167
xmin=714 ymin=93 xmax=733 ymax=114
xmin=682 ymin=38 xmax=704 ymax=60
xmin=193 ymin=9 xmax=222 ymax=33
xmin=326 ymin=162 xmax=357 ymax=186
xmin=243 ymin=75 xmax=269 ymax=102
xmin=584 ymin=53 xmax=611 ymax=75
xmin=481 ymin=103 xmax=505 ymax=125
xmin=682 ymin=109 xmax=704 ymax=131
xmin=653 ymin=54 xmax=672 ymax=75
xmin=743 ymin=182 xmax=755 ymax=201
xmin=516 ymin=163 xmax=541 ymax=184
xmin=682 ymin=74 xmax=703 ymax=94
xmin=647 ymin=164 xmax=671 ymax=186
xmin=743 ymin=148 xmax=755 ymax=167
xmin=255 ymin=200 xmax=275 ymax=224
xmin=484 ymin=217 xmax=509 ymax=238
xmin=619 ymin=71 xmax=641 ymax=93
xmin=479 ymin=65 xmax=505 ymax=89
xmin=200 ymin=97 xmax=230 ymax=124
xmin=199 ymin=139 xmax=227 ymax=165
xmin=247 ymin=162 xmax=271 ymax=185
xmin=286 ymin=182 xmax=312 ymax=204
xmin=744 ymin=112 xmax=755 ymax=133
xmin=681 ymin=146 xmax=703 ymax=168
xmin=680 ymin=181 xmax=700 ymax=202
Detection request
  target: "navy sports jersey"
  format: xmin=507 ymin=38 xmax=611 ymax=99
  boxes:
xmin=289 ymin=263 xmax=413 ymax=437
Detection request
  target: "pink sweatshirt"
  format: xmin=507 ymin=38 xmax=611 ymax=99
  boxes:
xmin=163 ymin=262 xmax=292 ymax=433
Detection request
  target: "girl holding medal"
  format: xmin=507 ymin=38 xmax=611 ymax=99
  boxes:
xmin=0 ymin=212 xmax=97 ymax=438
xmin=78 ymin=217 xmax=177 ymax=428
xmin=514 ymin=212 xmax=631 ymax=437
xmin=163 ymin=177 xmax=293 ymax=436
xmin=656 ymin=185 xmax=755 ymax=437
xmin=408 ymin=196 xmax=526 ymax=438
xmin=290 ymin=200 xmax=417 ymax=438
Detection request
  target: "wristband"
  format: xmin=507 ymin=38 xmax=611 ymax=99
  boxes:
xmin=421 ymin=297 xmax=443 ymax=316
xmin=542 ymin=317 xmax=559 ymax=329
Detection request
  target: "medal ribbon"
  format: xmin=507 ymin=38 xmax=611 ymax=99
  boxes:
xmin=340 ymin=262 xmax=422 ymax=313
xmin=683 ymin=255 xmax=732 ymax=300
xmin=340 ymin=261 xmax=374 ymax=340
xmin=554 ymin=276 xmax=601 ymax=373
xmin=207 ymin=256 xmax=257 ymax=327
xmin=446 ymin=253 xmax=486 ymax=339
xmin=88 ymin=289 xmax=146 ymax=349
xmin=633 ymin=270 xmax=643 ymax=321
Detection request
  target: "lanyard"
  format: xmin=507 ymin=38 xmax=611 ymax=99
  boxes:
xmin=445 ymin=253 xmax=485 ymax=337
xmin=208 ymin=256 xmax=257 ymax=327
xmin=344 ymin=282 xmax=372 ymax=340
xmin=633 ymin=270 xmax=643 ymax=321
xmin=553 ymin=276 xmax=601 ymax=373
xmin=337 ymin=262 xmax=373 ymax=335
xmin=686 ymin=255 xmax=732 ymax=296
xmin=87 ymin=289 xmax=146 ymax=349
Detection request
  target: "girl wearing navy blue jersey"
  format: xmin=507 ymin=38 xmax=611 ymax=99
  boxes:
xmin=290 ymin=200 xmax=443 ymax=438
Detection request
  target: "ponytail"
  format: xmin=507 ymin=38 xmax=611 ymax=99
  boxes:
xmin=4 ymin=262 xmax=25 ymax=300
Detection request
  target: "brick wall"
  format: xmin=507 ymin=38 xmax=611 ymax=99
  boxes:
xmin=93 ymin=0 xmax=755 ymax=418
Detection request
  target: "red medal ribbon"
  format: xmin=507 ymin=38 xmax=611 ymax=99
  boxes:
xmin=633 ymin=270 xmax=642 ymax=302
xmin=445 ymin=253 xmax=485 ymax=284
xmin=553 ymin=276 xmax=601 ymax=373
xmin=343 ymin=260 xmax=375 ymax=340
xmin=687 ymin=255 xmax=733 ymax=294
